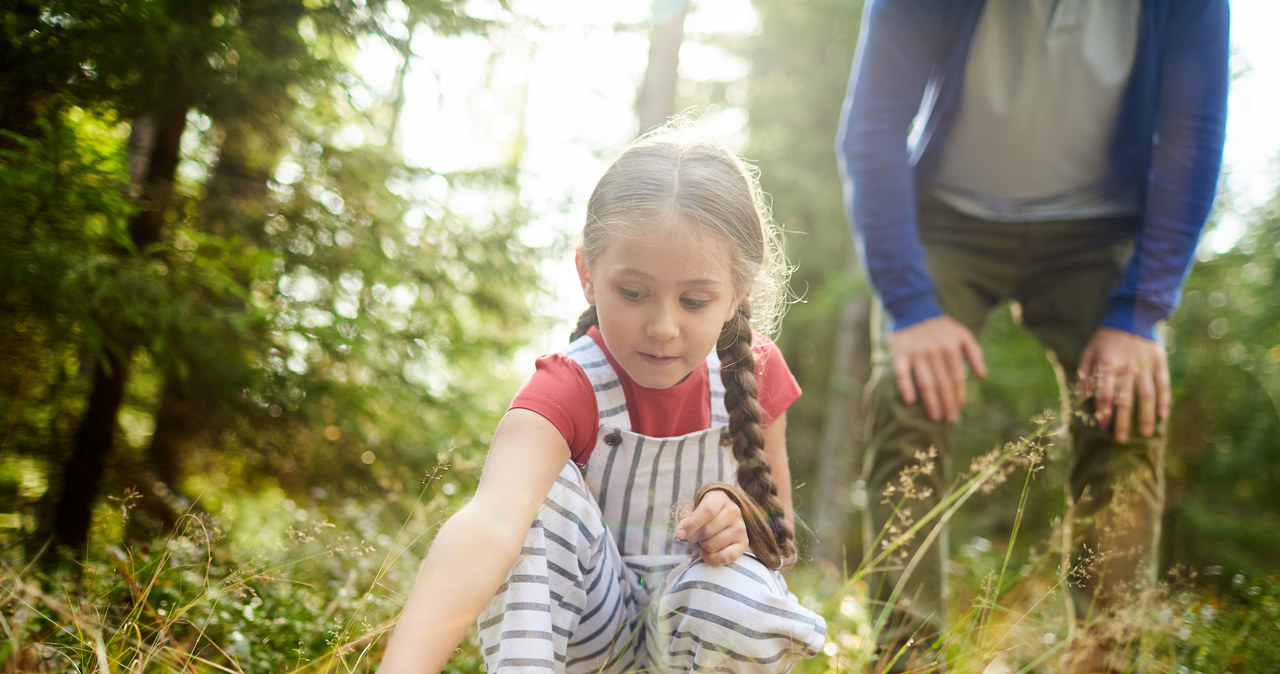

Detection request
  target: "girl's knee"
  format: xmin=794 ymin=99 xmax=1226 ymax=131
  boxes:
xmin=646 ymin=557 xmax=827 ymax=671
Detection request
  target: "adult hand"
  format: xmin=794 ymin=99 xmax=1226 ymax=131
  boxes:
xmin=887 ymin=315 xmax=987 ymax=423
xmin=1076 ymin=327 xmax=1169 ymax=444
xmin=675 ymin=488 xmax=748 ymax=566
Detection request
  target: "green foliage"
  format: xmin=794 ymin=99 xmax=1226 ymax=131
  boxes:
xmin=7 ymin=419 xmax=1279 ymax=672
xmin=1160 ymin=202 xmax=1280 ymax=577
xmin=3 ymin=1 xmax=540 ymax=666
xmin=1154 ymin=572 xmax=1280 ymax=673
xmin=0 ymin=478 xmax=475 ymax=672
xmin=744 ymin=0 xmax=865 ymax=422
xmin=789 ymin=410 xmax=1280 ymax=673
xmin=744 ymin=0 xmax=868 ymax=561
xmin=1 ymin=0 xmax=539 ymax=564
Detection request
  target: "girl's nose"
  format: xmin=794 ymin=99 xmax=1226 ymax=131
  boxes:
xmin=646 ymin=302 xmax=679 ymax=340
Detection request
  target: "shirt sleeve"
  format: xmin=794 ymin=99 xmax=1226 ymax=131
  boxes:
xmin=836 ymin=0 xmax=949 ymax=330
xmin=1101 ymin=0 xmax=1229 ymax=339
xmin=508 ymin=353 xmax=599 ymax=462
xmin=753 ymin=334 xmax=801 ymax=428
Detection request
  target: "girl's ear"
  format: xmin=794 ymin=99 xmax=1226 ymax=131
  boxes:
xmin=725 ymin=286 xmax=751 ymax=324
xmin=722 ymin=302 xmax=739 ymax=325
xmin=575 ymin=251 xmax=595 ymax=305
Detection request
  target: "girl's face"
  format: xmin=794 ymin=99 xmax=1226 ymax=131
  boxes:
xmin=577 ymin=224 xmax=742 ymax=389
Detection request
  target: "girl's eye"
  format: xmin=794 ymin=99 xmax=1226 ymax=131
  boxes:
xmin=618 ymin=287 xmax=643 ymax=301
xmin=681 ymin=297 xmax=710 ymax=310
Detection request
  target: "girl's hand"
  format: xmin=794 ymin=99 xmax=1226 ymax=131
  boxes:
xmin=675 ymin=488 xmax=749 ymax=566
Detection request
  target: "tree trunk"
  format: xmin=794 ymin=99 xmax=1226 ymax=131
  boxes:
xmin=636 ymin=0 xmax=688 ymax=135
xmin=146 ymin=378 xmax=189 ymax=491
xmin=52 ymin=351 xmax=130 ymax=550
xmin=129 ymin=102 xmax=187 ymax=248
xmin=142 ymin=122 xmax=265 ymax=510
xmin=140 ymin=0 xmax=306 ymax=525
xmin=386 ymin=24 xmax=416 ymax=151
xmin=126 ymin=114 xmax=156 ymax=195
xmin=0 ymin=3 xmax=46 ymax=143
xmin=810 ymin=265 xmax=872 ymax=563
xmin=50 ymin=101 xmax=188 ymax=553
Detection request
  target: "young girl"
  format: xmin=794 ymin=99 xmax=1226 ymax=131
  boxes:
xmin=379 ymin=128 xmax=826 ymax=673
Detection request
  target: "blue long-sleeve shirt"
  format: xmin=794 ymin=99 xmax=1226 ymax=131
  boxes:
xmin=836 ymin=0 xmax=1229 ymax=340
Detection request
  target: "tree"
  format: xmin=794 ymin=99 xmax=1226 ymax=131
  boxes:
xmin=636 ymin=0 xmax=689 ymax=135
xmin=1 ymin=0 xmax=540 ymax=560
xmin=744 ymin=0 xmax=868 ymax=563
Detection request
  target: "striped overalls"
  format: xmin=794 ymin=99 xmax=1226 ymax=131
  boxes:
xmin=477 ymin=336 xmax=827 ymax=672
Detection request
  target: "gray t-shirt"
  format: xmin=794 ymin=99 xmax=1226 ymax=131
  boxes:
xmin=930 ymin=0 xmax=1142 ymax=222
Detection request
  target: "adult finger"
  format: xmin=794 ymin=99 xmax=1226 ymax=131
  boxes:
xmin=945 ymin=344 xmax=968 ymax=416
xmin=1136 ymin=367 xmax=1157 ymax=438
xmin=911 ymin=358 xmax=943 ymax=422
xmin=962 ymin=334 xmax=987 ymax=379
xmin=932 ymin=348 xmax=962 ymax=423
xmin=943 ymin=342 xmax=965 ymax=395
xmin=1156 ymin=354 xmax=1172 ymax=421
xmin=1111 ymin=370 xmax=1135 ymax=444
xmin=1077 ymin=346 xmax=1098 ymax=403
xmin=1092 ymin=359 xmax=1117 ymax=430
xmin=893 ymin=353 xmax=918 ymax=406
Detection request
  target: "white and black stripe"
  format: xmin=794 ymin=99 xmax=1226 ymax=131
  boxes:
xmin=478 ymin=465 xmax=643 ymax=672
xmin=477 ymin=336 xmax=825 ymax=672
xmin=645 ymin=557 xmax=827 ymax=672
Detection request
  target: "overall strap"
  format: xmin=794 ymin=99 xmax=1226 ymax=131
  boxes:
xmin=566 ymin=334 xmax=630 ymax=431
xmin=566 ymin=335 xmax=729 ymax=433
xmin=706 ymin=348 xmax=729 ymax=428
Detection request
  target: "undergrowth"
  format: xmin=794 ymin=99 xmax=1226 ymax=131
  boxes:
xmin=3 ymin=415 xmax=1278 ymax=673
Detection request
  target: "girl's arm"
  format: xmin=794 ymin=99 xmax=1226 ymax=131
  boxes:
xmin=378 ymin=408 xmax=571 ymax=674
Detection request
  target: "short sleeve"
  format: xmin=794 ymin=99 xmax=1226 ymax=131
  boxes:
xmin=752 ymin=334 xmax=801 ymax=428
xmin=508 ymin=353 xmax=599 ymax=462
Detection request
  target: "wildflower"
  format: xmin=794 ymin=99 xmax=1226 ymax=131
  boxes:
xmin=968 ymin=447 xmax=1016 ymax=494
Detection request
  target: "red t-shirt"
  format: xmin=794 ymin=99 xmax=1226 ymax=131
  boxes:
xmin=510 ymin=326 xmax=801 ymax=464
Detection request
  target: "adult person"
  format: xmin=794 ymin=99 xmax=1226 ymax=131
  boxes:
xmin=835 ymin=1 xmax=1228 ymax=671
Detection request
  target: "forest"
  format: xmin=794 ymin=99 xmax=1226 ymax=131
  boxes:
xmin=2 ymin=0 xmax=1278 ymax=671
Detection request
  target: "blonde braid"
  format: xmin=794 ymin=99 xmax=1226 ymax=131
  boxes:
xmin=717 ymin=303 xmax=797 ymax=569
xmin=569 ymin=306 xmax=599 ymax=342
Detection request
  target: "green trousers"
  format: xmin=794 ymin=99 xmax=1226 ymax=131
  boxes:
xmin=862 ymin=196 xmax=1166 ymax=663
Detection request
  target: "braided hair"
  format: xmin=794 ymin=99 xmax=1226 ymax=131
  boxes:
xmin=570 ymin=122 xmax=795 ymax=568
xmin=715 ymin=304 xmax=796 ymax=568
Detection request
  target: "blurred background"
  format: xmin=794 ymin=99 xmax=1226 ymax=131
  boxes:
xmin=2 ymin=0 xmax=1277 ymax=670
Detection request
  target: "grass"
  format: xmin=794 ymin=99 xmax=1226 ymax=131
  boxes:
xmin=3 ymin=416 xmax=1279 ymax=673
